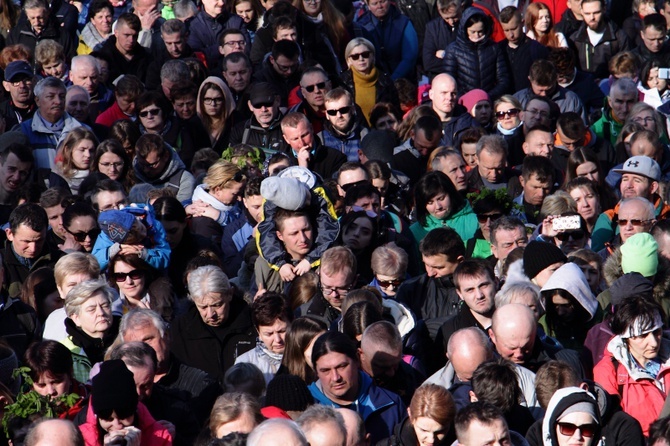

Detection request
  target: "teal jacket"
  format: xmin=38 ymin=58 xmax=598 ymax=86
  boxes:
xmin=410 ymin=202 xmax=478 ymax=245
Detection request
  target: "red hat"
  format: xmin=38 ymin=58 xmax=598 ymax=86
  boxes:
xmin=458 ymin=89 xmax=490 ymax=113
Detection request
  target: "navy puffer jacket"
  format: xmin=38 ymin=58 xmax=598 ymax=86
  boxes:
xmin=443 ymin=7 xmax=510 ymax=99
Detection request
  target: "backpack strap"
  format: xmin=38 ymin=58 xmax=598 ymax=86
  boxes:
xmin=611 ymin=356 xmax=625 ymax=397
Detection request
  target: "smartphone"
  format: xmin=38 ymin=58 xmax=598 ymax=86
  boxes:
xmin=659 ymin=68 xmax=670 ymax=79
xmin=552 ymin=215 xmax=581 ymax=231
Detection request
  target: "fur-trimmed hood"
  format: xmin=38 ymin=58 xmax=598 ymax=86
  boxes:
xmin=603 ymin=247 xmax=670 ymax=306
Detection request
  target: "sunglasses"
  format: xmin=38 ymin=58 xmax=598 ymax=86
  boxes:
xmin=495 ymin=108 xmax=520 ymax=119
xmin=341 ymin=180 xmax=370 ymax=192
xmin=111 ymin=269 xmax=145 ymax=283
xmin=476 ymin=213 xmax=503 ymax=223
xmin=326 ymin=106 xmax=352 ymax=116
xmin=66 ymin=227 xmax=101 ymax=243
xmin=555 ymin=230 xmax=585 ymax=241
xmin=617 ymin=218 xmax=653 ymax=226
xmin=139 ymin=108 xmax=161 ymax=118
xmin=252 ymin=101 xmax=274 ymax=109
xmin=557 ymin=422 xmax=597 ymax=438
xmin=377 ymin=278 xmax=403 ymax=288
xmin=351 ymin=205 xmax=377 ymax=218
xmin=303 ymin=82 xmax=327 ymax=93
xmin=223 ymin=171 xmax=246 ymax=187
xmin=349 ymin=51 xmax=371 ymax=61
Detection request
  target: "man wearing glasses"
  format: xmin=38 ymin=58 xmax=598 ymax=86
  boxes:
xmin=298 ymin=246 xmax=357 ymax=326
xmin=318 ymin=88 xmax=369 ymax=162
xmin=0 ymin=61 xmax=36 ymax=130
xmin=229 ymin=82 xmax=285 ymax=153
xmin=289 ymin=67 xmax=332 ymax=134
xmin=253 ymin=40 xmax=301 ymax=107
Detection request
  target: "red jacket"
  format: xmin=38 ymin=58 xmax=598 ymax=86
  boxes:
xmin=78 ymin=398 xmax=173 ymax=446
xmin=95 ymin=101 xmax=132 ymax=128
xmin=594 ymin=336 xmax=670 ymax=436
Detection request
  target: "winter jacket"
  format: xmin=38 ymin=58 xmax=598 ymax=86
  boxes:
xmin=380 ymin=416 xmax=454 ymax=446
xmin=16 ymin=112 xmax=85 ymax=170
xmin=309 ymin=371 xmax=406 ymax=444
xmin=229 ymin=113 xmax=286 ymax=154
xmin=441 ymin=111 xmax=481 ymax=149
xmin=318 ymin=121 xmax=369 ymax=163
xmin=97 ymin=36 xmax=151 ymax=83
xmin=3 ymin=242 xmax=60 ymax=300
xmin=187 ymin=10 xmax=248 ymax=70
xmin=235 ymin=340 xmax=282 ymax=385
xmin=541 ymin=387 xmax=601 ymax=446
xmin=569 ymin=21 xmax=632 ymax=79
xmin=391 ymin=138 xmax=429 ymax=185
xmin=252 ymin=61 xmax=300 ymax=108
xmin=95 ymin=101 xmax=131 ymax=127
xmin=340 ymin=68 xmax=399 ymax=112
xmin=284 ymin=140 xmax=347 ymax=181
xmin=133 ymin=148 xmax=195 ymax=202
xmin=594 ymin=334 xmax=670 ymax=435
xmin=0 ymin=292 xmax=38 ymax=361
xmin=221 ymin=215 xmax=254 ymax=279
xmin=423 ymin=17 xmax=458 ymax=78
xmin=443 ymin=8 xmax=510 ymax=99
xmin=355 ymin=5 xmax=419 ymax=80
xmin=0 ymin=100 xmax=35 ymax=130
xmin=79 ymin=398 xmax=172 ymax=446
xmin=410 ymin=203 xmax=478 ymax=247
xmin=563 ymin=70 xmax=607 ymax=114
xmin=554 ymin=8 xmax=582 ymax=39
xmin=632 ymin=43 xmax=670 ymax=68
xmin=297 ymin=292 xmax=341 ymax=327
xmin=499 ymin=35 xmax=550 ymax=94
xmin=7 ymin=16 xmax=76 ymax=61
xmin=170 ymin=299 xmax=255 ymax=383
xmin=513 ymin=86 xmax=586 ymax=123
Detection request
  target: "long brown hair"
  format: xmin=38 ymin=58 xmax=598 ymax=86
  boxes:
xmin=525 ymin=3 xmax=561 ymax=48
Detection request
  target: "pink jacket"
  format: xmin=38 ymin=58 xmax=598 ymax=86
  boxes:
xmin=78 ymin=398 xmax=173 ymax=446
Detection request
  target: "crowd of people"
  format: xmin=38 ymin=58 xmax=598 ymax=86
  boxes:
xmin=3 ymin=0 xmax=670 ymax=444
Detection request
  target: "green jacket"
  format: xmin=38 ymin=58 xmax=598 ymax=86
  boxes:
xmin=410 ymin=202 xmax=478 ymax=245
xmin=590 ymin=109 xmax=623 ymax=147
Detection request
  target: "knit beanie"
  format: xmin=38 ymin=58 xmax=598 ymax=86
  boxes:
xmin=458 ymin=89 xmax=490 ymax=113
xmin=261 ymin=177 xmax=311 ymax=211
xmin=621 ymin=233 xmax=658 ymax=278
xmin=92 ymin=360 xmax=138 ymax=418
xmin=523 ymin=241 xmax=568 ymax=280
xmin=264 ymin=374 xmax=313 ymax=412
xmin=360 ymin=130 xmax=397 ymax=164
xmin=557 ymin=401 xmax=598 ymax=423
xmin=278 ymin=166 xmax=317 ymax=189
xmin=98 ymin=210 xmax=136 ymax=243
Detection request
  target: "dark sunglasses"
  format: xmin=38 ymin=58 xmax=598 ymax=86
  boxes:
xmin=223 ymin=171 xmax=246 ymax=187
xmin=111 ymin=269 xmax=145 ymax=283
xmin=495 ymin=108 xmax=520 ymax=119
xmin=66 ymin=227 xmax=101 ymax=243
xmin=377 ymin=278 xmax=403 ymax=288
xmin=617 ymin=218 xmax=653 ymax=226
xmin=555 ymin=230 xmax=585 ymax=241
xmin=252 ymin=101 xmax=274 ymax=109
xmin=341 ymin=180 xmax=370 ymax=192
xmin=349 ymin=51 xmax=371 ymax=61
xmin=557 ymin=422 xmax=597 ymax=438
xmin=476 ymin=213 xmax=503 ymax=223
xmin=326 ymin=106 xmax=352 ymax=116
xmin=139 ymin=108 xmax=161 ymax=118
xmin=304 ymin=82 xmax=327 ymax=93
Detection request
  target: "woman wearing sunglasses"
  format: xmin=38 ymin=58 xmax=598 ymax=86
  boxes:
xmin=197 ymin=76 xmax=237 ymax=155
xmin=61 ymin=201 xmax=100 ymax=253
xmin=543 ymin=387 xmax=601 ymax=446
xmin=369 ymin=243 xmax=407 ymax=298
xmin=53 ymin=127 xmax=99 ymax=195
xmin=340 ymin=37 xmax=400 ymax=125
xmin=493 ymin=95 xmax=525 ymax=166
xmin=108 ymin=253 xmax=174 ymax=322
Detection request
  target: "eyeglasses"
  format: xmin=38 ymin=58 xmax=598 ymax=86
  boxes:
xmin=555 ymin=230 xmax=585 ymax=241
xmin=476 ymin=213 xmax=503 ymax=223
xmin=351 ymin=205 xmax=377 ymax=218
xmin=223 ymin=39 xmax=246 ymax=47
xmin=252 ymin=101 xmax=274 ymax=109
xmin=99 ymin=161 xmax=125 ymax=169
xmin=495 ymin=108 xmax=520 ymax=119
xmin=326 ymin=106 xmax=352 ymax=116
xmin=320 ymin=281 xmax=355 ymax=296
xmin=139 ymin=108 xmax=161 ymax=118
xmin=275 ymin=61 xmax=298 ymax=73
xmin=617 ymin=218 xmax=653 ymax=226
xmin=557 ymin=422 xmax=597 ymax=438
xmin=525 ymin=108 xmax=549 ymax=119
xmin=349 ymin=51 xmax=371 ymax=61
xmin=377 ymin=277 xmax=403 ymax=288
xmin=66 ymin=227 xmax=101 ymax=243
xmin=10 ymin=77 xmax=33 ymax=87
xmin=203 ymin=97 xmax=224 ymax=105
xmin=303 ymin=82 xmax=327 ymax=93
xmin=633 ymin=116 xmax=655 ymax=124
xmin=111 ymin=269 xmax=145 ymax=283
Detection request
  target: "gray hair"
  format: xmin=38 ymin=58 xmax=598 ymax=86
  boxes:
xmin=476 ymin=134 xmax=508 ymax=157
xmin=611 ymin=77 xmax=638 ymax=97
xmin=620 ymin=196 xmax=655 ymax=220
xmin=247 ymin=419 xmax=308 ymax=446
xmin=119 ymin=308 xmax=167 ymax=341
xmin=361 ymin=321 xmax=402 ymax=354
xmin=34 ymin=76 xmax=66 ymax=99
xmin=298 ymin=405 xmax=347 ymax=441
xmin=495 ymin=282 xmax=542 ymax=311
xmin=161 ymin=18 xmax=186 ymax=36
xmin=64 ymin=279 xmax=114 ymax=317
xmin=66 ymin=85 xmax=90 ymax=102
xmin=431 ymin=148 xmax=463 ymax=172
xmin=188 ymin=265 xmax=232 ymax=302
xmin=370 ymin=242 xmax=408 ymax=277
xmin=173 ymin=0 xmax=198 ymax=19
xmin=23 ymin=0 xmax=47 ymax=10
xmin=160 ymin=59 xmax=190 ymax=83
xmin=71 ymin=55 xmax=100 ymax=74
xmin=108 ymin=340 xmax=158 ymax=370
xmin=490 ymin=216 xmax=526 ymax=246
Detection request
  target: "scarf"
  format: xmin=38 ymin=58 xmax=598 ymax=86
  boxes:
xmin=351 ymin=67 xmax=378 ymax=121
xmin=80 ymin=22 xmax=109 ymax=50
xmin=496 ymin=121 xmax=522 ymax=135
xmin=65 ymin=317 xmax=117 ymax=365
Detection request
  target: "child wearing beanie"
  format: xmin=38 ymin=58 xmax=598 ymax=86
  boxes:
xmin=459 ymin=89 xmax=493 ymax=129
xmin=79 ymin=359 xmax=172 ymax=445
xmin=256 ymin=167 xmax=338 ymax=291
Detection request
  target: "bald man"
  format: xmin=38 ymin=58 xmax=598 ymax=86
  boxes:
xmin=298 ymin=405 xmax=347 ymax=446
xmin=359 ymin=321 xmax=423 ymax=405
xmin=336 ymin=409 xmax=368 ymax=446
xmin=428 ymin=73 xmax=479 ymax=147
xmin=25 ymin=419 xmax=84 ymax=446
xmin=489 ymin=304 xmax=584 ymax=378
xmin=247 ymin=419 xmax=309 ymax=446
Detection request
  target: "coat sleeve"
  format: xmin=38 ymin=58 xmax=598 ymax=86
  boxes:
xmin=256 ymin=200 xmax=288 ymax=269
xmin=488 ymin=44 xmax=511 ymax=99
xmin=422 ymin=20 xmax=444 ymax=76
xmin=392 ymin=21 xmax=419 ymax=80
xmin=141 ymin=220 xmax=171 ymax=271
xmin=591 ymin=212 xmax=615 ymax=252
xmin=593 ymin=354 xmax=620 ymax=397
xmin=177 ymin=171 xmax=196 ymax=203
xmin=305 ymin=187 xmax=339 ymax=265
xmin=442 ymin=43 xmax=458 ymax=78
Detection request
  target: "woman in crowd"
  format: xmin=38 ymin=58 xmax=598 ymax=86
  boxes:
xmin=235 ymin=292 xmax=294 ymax=384
xmin=231 ymin=0 xmax=262 ymax=41
xmin=209 ymin=392 xmax=263 ymax=439
xmin=369 ymin=102 xmax=403 ymax=133
xmin=542 ymin=387 xmax=601 ymax=446
xmin=78 ymin=0 xmax=113 ymax=54
xmin=639 ymin=59 xmax=670 ymax=108
xmin=494 ymin=95 xmax=524 ymax=166
xmin=109 ymin=119 xmax=141 ymax=161
xmin=295 ymin=0 xmax=347 ymax=62
xmin=108 ymin=253 xmax=174 ymax=322
xmin=525 ymin=2 xmax=568 ymax=48
xmin=60 ymin=279 xmax=119 ymax=384
xmin=342 ymin=300 xmax=383 ymax=343
xmin=563 ymin=148 xmax=617 ymax=212
xmin=20 ymin=267 xmax=62 ymax=325
xmin=370 ymin=243 xmax=407 ymax=298
xmin=340 ymin=38 xmax=399 ymax=123
xmin=410 ymin=171 xmax=478 ymax=245
xmin=338 ymin=210 xmax=380 ymax=285
xmin=196 ymin=77 xmax=237 ymax=154
xmin=565 ymin=177 xmax=602 ymax=234
xmin=624 ymin=102 xmax=668 ymax=141
xmin=53 ymin=128 xmax=98 ymax=194
xmin=91 ymin=139 xmax=133 ymax=189
xmin=279 ymin=316 xmax=328 ymax=384
xmin=594 ymin=295 xmax=670 ymax=435
xmin=61 ymin=201 xmax=100 ymax=253
xmin=613 ymin=121 xmax=645 ymax=165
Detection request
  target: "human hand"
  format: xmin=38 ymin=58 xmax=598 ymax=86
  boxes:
xmin=59 ymin=232 xmax=82 ymax=252
xmin=279 ymin=263 xmax=296 ymax=281
xmin=435 ymin=50 xmax=445 ymax=58
xmin=254 ymin=286 xmax=267 ymax=301
xmin=293 ymin=259 xmax=311 ymax=276
xmin=540 ymin=215 xmax=559 ymax=239
xmin=137 ymin=7 xmax=160 ymax=30
xmin=297 ymin=149 xmax=311 ymax=168
xmin=119 ymin=244 xmax=144 ymax=256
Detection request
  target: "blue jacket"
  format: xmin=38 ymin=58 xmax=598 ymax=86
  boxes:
xmin=318 ymin=122 xmax=369 ymax=162
xmin=355 ymin=5 xmax=419 ymax=80
xmin=17 ymin=112 xmax=86 ymax=170
xmin=423 ymin=16 xmax=458 ymax=78
xmin=309 ymin=371 xmax=406 ymax=444
xmin=221 ymin=214 xmax=254 ymax=278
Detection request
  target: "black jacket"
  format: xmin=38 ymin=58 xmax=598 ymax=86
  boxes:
xmin=97 ymin=36 xmax=151 ymax=83
xmin=0 ymin=99 xmax=35 ymax=131
xmin=252 ymin=60 xmax=301 ymax=108
xmin=423 ymin=17 xmax=458 ymax=78
xmin=7 ymin=16 xmax=76 ymax=61
xmin=0 ymin=293 xmax=39 ymax=360
xmin=3 ymin=242 xmax=61 ymax=300
xmin=569 ymin=21 xmax=631 ymax=79
xmin=555 ymin=8 xmax=582 ymax=40
xmin=340 ymin=68 xmax=400 ymax=112
xmin=499 ymin=35 xmax=550 ymax=93
xmin=443 ymin=7 xmax=510 ymax=99
xmin=632 ymin=42 xmax=670 ymax=67
xmin=169 ymin=298 xmax=255 ymax=383
xmin=434 ymin=303 xmax=488 ymax=370
xmin=284 ymin=140 xmax=347 ymax=181
xmin=229 ymin=113 xmax=285 ymax=152
xmin=187 ymin=10 xmax=248 ymax=70
xmin=297 ymin=292 xmax=340 ymax=327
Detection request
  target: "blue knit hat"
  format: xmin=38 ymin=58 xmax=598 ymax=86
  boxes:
xmin=98 ymin=210 xmax=135 ymax=243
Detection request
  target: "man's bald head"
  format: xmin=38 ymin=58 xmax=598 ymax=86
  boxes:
xmin=430 ymin=73 xmax=458 ymax=118
xmin=447 ymin=327 xmax=494 ymax=382
xmin=336 ymin=409 xmax=367 ymax=446
xmin=432 ymin=73 xmax=456 ymax=89
xmin=25 ymin=419 xmax=84 ymax=446
xmin=489 ymin=304 xmax=537 ymax=365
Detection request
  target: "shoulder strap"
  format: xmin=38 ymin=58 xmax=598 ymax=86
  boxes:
xmin=166 ymin=169 xmax=185 ymax=190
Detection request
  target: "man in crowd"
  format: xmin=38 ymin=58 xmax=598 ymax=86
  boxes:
xmin=297 ymin=406 xmax=347 ymax=446
xmin=0 ymin=61 xmax=36 ymax=130
xmin=430 ymin=74 xmax=477 ymax=147
xmin=454 ymin=402 xmax=515 ymax=446
xmin=253 ymin=40 xmax=301 ymax=107
xmin=392 ymin=115 xmax=443 ymax=184
xmin=591 ymin=77 xmax=639 ymax=146
xmin=466 ymin=135 xmax=516 ymax=193
xmin=489 ymin=216 xmax=528 ymax=277
xmin=513 ymin=155 xmax=556 ymax=225
xmin=633 ymin=14 xmax=670 ymax=65
xmin=229 ymin=82 xmax=285 ymax=152
xmin=69 ymin=55 xmax=113 ymax=121
xmin=553 ymin=111 xmax=615 ymax=172
xmin=98 ymin=13 xmax=151 ymax=83
xmin=318 ymin=88 xmax=369 ymax=162
xmin=0 ymin=142 xmax=34 ymax=225
xmin=222 ymin=52 xmax=253 ymax=120
xmin=290 ymin=67 xmax=332 ymax=133
xmin=431 ymin=149 xmax=468 ymax=193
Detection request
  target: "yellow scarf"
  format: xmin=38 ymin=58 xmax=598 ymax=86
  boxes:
xmin=352 ymin=67 xmax=378 ymax=123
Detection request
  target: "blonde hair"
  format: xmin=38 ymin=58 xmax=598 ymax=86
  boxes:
xmin=54 ymin=252 xmax=100 ymax=290
xmin=209 ymin=392 xmax=263 ymax=433
xmin=204 ymin=160 xmax=245 ymax=190
xmin=57 ymin=127 xmax=99 ymax=178
xmin=35 ymin=39 xmax=65 ymax=66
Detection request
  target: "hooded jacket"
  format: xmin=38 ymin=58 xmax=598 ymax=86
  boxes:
xmin=196 ymin=76 xmax=237 ymax=155
xmin=541 ymin=387 xmax=601 ymax=446
xmin=443 ymin=7 xmax=510 ymax=99
xmin=309 ymin=371 xmax=406 ymax=444
xmin=133 ymin=147 xmax=195 ymax=202
xmin=409 ymin=202 xmax=479 ymax=247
